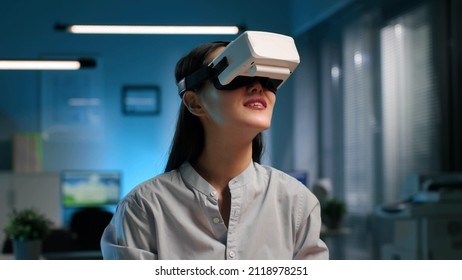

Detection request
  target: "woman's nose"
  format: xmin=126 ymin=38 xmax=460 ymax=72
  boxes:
xmin=247 ymin=80 xmax=263 ymax=93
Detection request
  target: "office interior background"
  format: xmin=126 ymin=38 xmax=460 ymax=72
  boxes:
xmin=1 ymin=0 xmax=461 ymax=259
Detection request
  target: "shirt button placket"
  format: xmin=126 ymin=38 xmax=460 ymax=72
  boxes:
xmin=226 ymin=180 xmax=241 ymax=260
xmin=205 ymin=189 xmax=227 ymax=244
xmin=228 ymin=250 xmax=236 ymax=259
xmin=210 ymin=192 xmax=221 ymax=224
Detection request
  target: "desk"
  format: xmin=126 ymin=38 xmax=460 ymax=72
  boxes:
xmin=321 ymin=226 xmax=351 ymax=260
xmin=0 ymin=254 xmax=15 ymax=260
xmin=0 ymin=254 xmax=45 ymax=260
xmin=1 ymin=251 xmax=102 ymax=260
xmin=321 ymin=226 xmax=351 ymax=238
xmin=43 ymin=251 xmax=102 ymax=260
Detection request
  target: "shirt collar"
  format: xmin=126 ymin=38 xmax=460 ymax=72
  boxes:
xmin=179 ymin=161 xmax=257 ymax=195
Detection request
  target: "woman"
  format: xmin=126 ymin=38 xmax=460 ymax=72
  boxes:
xmin=101 ymin=33 xmax=329 ymax=260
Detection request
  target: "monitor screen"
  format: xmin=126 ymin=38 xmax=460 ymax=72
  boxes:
xmin=61 ymin=171 xmax=121 ymax=208
xmin=286 ymin=170 xmax=309 ymax=186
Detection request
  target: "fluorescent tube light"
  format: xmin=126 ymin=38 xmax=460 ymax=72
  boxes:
xmin=68 ymin=98 xmax=101 ymax=106
xmin=0 ymin=59 xmax=96 ymax=70
xmin=56 ymin=24 xmax=241 ymax=35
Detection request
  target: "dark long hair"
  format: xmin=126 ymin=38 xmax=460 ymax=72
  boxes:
xmin=164 ymin=42 xmax=264 ymax=172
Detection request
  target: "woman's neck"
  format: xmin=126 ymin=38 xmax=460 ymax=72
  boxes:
xmin=193 ymin=130 xmax=254 ymax=191
xmin=193 ymin=127 xmax=257 ymax=228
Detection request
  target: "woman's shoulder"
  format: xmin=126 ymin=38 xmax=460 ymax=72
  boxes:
xmin=255 ymin=163 xmax=303 ymax=185
xmin=255 ymin=163 xmax=317 ymax=199
xmin=121 ymin=170 xmax=182 ymax=205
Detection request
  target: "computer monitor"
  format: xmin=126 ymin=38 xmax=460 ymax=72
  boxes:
xmin=60 ymin=170 xmax=121 ymax=208
xmin=286 ymin=170 xmax=309 ymax=186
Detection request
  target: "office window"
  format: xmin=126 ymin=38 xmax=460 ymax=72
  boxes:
xmin=320 ymin=12 xmax=378 ymax=216
xmin=342 ymin=14 xmax=377 ymax=215
xmin=297 ymin=0 xmax=453 ymax=260
xmin=380 ymin=5 xmax=440 ymax=203
xmin=317 ymin=1 xmax=440 ymax=215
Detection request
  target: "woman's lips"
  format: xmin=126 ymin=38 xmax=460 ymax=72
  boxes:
xmin=244 ymin=97 xmax=267 ymax=109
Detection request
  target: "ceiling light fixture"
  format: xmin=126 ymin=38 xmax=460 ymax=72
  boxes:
xmin=55 ymin=23 xmax=242 ymax=35
xmin=0 ymin=59 xmax=96 ymax=70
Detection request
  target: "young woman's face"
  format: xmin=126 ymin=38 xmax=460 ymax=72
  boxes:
xmin=199 ymin=79 xmax=276 ymax=132
xmin=197 ymin=48 xmax=276 ymax=133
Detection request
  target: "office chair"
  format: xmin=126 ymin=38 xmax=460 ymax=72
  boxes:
xmin=70 ymin=208 xmax=113 ymax=251
xmin=2 ymin=238 xmax=12 ymax=254
xmin=43 ymin=229 xmax=78 ymax=252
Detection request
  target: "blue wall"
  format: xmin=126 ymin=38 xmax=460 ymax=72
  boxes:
xmin=0 ymin=0 xmax=353 ymax=197
xmin=0 ymin=0 xmax=296 ymax=197
xmin=291 ymin=0 xmax=355 ymax=35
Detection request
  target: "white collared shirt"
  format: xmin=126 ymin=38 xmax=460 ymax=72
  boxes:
xmin=101 ymin=161 xmax=329 ymax=260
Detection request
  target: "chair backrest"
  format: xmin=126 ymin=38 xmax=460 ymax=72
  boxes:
xmin=2 ymin=238 xmax=12 ymax=254
xmin=70 ymin=208 xmax=113 ymax=251
xmin=43 ymin=229 xmax=78 ymax=252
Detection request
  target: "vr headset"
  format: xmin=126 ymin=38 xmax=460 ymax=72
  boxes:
xmin=177 ymin=31 xmax=300 ymax=97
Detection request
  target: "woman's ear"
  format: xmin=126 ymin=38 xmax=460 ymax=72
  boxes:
xmin=182 ymin=91 xmax=205 ymax=116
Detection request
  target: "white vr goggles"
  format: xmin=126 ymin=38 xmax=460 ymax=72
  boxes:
xmin=178 ymin=31 xmax=300 ymax=97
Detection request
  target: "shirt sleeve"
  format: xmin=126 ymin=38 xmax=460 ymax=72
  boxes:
xmin=293 ymin=192 xmax=330 ymax=260
xmin=100 ymin=195 xmax=158 ymax=260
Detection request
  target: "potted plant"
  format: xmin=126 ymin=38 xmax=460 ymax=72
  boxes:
xmin=321 ymin=198 xmax=347 ymax=230
xmin=3 ymin=208 xmax=53 ymax=259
